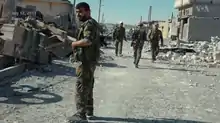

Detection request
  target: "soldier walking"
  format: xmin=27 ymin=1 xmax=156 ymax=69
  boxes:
xmin=132 ymin=22 xmax=147 ymax=68
xmin=67 ymin=2 xmax=100 ymax=122
xmin=147 ymin=23 xmax=164 ymax=62
xmin=113 ymin=21 xmax=126 ymax=56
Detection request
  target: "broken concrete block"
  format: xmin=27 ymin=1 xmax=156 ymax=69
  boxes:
xmin=20 ymin=28 xmax=33 ymax=60
xmin=12 ymin=25 xmax=27 ymax=45
xmin=171 ymin=53 xmax=180 ymax=60
xmin=29 ymin=30 xmax=41 ymax=62
xmin=213 ymin=51 xmax=220 ymax=63
xmin=2 ymin=40 xmax=16 ymax=57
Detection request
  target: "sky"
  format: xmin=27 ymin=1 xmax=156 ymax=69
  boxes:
xmin=71 ymin=0 xmax=176 ymax=25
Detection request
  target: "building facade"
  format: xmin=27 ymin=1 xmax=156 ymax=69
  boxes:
xmin=175 ymin=0 xmax=220 ymax=41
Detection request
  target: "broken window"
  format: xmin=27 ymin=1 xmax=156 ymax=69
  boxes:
xmin=183 ymin=18 xmax=188 ymax=24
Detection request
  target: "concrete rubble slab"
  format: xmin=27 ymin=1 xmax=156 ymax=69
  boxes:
xmin=0 ymin=63 xmax=27 ymax=82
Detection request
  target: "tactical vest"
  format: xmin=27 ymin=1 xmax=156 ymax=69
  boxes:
xmin=76 ymin=18 xmax=100 ymax=63
xmin=149 ymin=29 xmax=161 ymax=41
xmin=133 ymin=28 xmax=146 ymax=42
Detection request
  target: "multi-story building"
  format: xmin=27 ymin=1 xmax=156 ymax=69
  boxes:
xmin=174 ymin=0 xmax=220 ymax=41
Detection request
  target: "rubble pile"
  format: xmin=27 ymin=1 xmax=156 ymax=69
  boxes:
xmin=0 ymin=18 xmax=76 ymax=69
xmin=157 ymin=36 xmax=220 ymax=65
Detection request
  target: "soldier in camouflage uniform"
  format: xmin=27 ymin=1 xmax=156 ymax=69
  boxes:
xmin=132 ymin=22 xmax=147 ymax=68
xmin=67 ymin=2 xmax=100 ymax=123
xmin=113 ymin=21 xmax=126 ymax=56
xmin=147 ymin=23 xmax=163 ymax=62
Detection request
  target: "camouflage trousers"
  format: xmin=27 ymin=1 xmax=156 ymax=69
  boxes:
xmin=133 ymin=44 xmax=144 ymax=65
xmin=150 ymin=41 xmax=159 ymax=61
xmin=74 ymin=62 xmax=96 ymax=115
xmin=115 ymin=40 xmax=123 ymax=55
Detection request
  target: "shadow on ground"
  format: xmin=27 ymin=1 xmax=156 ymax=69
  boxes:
xmin=32 ymin=63 xmax=76 ymax=77
xmin=121 ymin=55 xmax=151 ymax=60
xmin=139 ymin=65 xmax=204 ymax=73
xmin=103 ymin=46 xmax=115 ymax=50
xmin=98 ymin=62 xmax=127 ymax=68
xmin=90 ymin=116 xmax=208 ymax=123
xmin=0 ymin=84 xmax=62 ymax=105
xmin=157 ymin=61 xmax=207 ymax=68
xmin=0 ymin=62 xmax=75 ymax=104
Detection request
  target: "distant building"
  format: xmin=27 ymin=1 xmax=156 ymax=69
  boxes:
xmin=17 ymin=0 xmax=73 ymax=17
xmin=174 ymin=0 xmax=220 ymax=41
xmin=157 ymin=21 xmax=169 ymax=39
xmin=146 ymin=20 xmax=169 ymax=39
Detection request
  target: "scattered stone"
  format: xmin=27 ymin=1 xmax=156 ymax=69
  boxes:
xmin=157 ymin=36 xmax=220 ymax=66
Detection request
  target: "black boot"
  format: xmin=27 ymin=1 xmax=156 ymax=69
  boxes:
xmin=0 ymin=32 xmax=4 ymax=36
xmin=86 ymin=110 xmax=93 ymax=117
xmin=86 ymin=109 xmax=95 ymax=120
xmin=66 ymin=113 xmax=87 ymax=123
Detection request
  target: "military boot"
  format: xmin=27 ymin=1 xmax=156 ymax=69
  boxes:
xmin=66 ymin=113 xmax=87 ymax=123
xmin=86 ymin=110 xmax=95 ymax=120
xmin=86 ymin=109 xmax=93 ymax=116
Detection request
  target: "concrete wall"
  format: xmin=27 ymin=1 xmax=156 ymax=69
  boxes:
xmin=158 ymin=21 xmax=169 ymax=39
xmin=180 ymin=22 xmax=189 ymax=41
xmin=192 ymin=4 xmax=220 ymax=17
xmin=17 ymin=0 xmax=73 ymax=17
xmin=188 ymin=17 xmax=220 ymax=41
xmin=175 ymin=0 xmax=220 ymax=8
xmin=178 ymin=6 xmax=193 ymax=17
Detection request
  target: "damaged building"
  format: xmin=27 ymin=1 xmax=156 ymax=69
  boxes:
xmin=175 ymin=0 xmax=220 ymax=41
xmin=0 ymin=0 xmax=76 ymax=31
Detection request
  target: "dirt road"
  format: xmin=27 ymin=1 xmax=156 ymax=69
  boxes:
xmin=0 ymin=42 xmax=220 ymax=123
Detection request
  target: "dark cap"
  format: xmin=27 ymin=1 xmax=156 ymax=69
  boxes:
xmin=76 ymin=2 xmax=90 ymax=11
xmin=138 ymin=22 xmax=143 ymax=26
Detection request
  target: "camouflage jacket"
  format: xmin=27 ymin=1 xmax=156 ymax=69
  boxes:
xmin=132 ymin=27 xmax=146 ymax=43
xmin=147 ymin=28 xmax=163 ymax=45
xmin=76 ymin=18 xmax=100 ymax=63
xmin=113 ymin=26 xmax=126 ymax=41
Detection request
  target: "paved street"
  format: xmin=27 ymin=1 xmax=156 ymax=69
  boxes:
xmin=0 ymin=42 xmax=220 ymax=123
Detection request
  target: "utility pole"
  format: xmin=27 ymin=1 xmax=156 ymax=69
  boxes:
xmin=101 ymin=13 xmax=105 ymax=23
xmin=98 ymin=0 xmax=102 ymax=23
xmin=148 ymin=6 xmax=152 ymax=22
xmin=140 ymin=16 xmax=142 ymax=22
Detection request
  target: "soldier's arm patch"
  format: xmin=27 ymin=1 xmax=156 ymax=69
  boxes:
xmin=83 ymin=22 xmax=95 ymax=44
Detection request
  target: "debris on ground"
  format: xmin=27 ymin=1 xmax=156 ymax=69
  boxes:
xmin=156 ymin=36 xmax=220 ymax=66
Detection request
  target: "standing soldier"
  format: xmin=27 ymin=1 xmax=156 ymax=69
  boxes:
xmin=147 ymin=23 xmax=164 ymax=62
xmin=112 ymin=24 xmax=118 ymax=43
xmin=114 ymin=21 xmax=126 ymax=56
xmin=67 ymin=2 xmax=100 ymax=122
xmin=132 ymin=22 xmax=147 ymax=68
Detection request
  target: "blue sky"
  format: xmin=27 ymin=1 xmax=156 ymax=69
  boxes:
xmin=71 ymin=0 xmax=176 ymax=25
